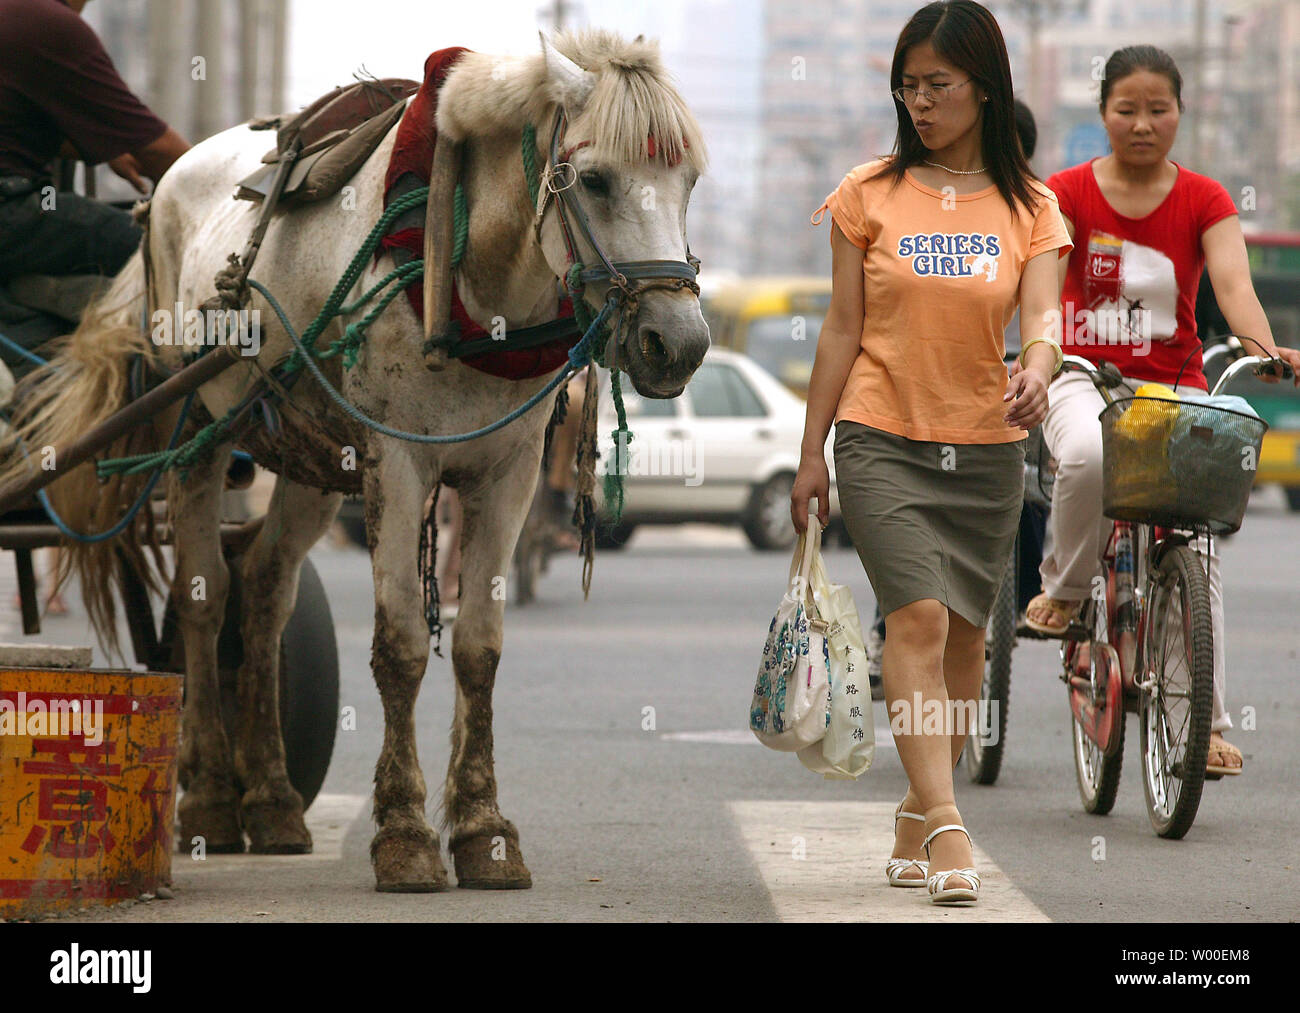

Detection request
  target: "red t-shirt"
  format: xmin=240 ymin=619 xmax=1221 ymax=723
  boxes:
xmin=1046 ymin=158 xmax=1238 ymax=390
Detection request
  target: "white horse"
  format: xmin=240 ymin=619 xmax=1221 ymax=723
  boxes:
xmin=7 ymin=28 xmax=709 ymax=892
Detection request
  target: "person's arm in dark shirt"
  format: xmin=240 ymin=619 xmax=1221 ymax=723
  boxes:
xmin=13 ymin=2 xmax=189 ymax=183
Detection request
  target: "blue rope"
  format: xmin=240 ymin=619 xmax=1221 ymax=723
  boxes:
xmin=0 ymin=330 xmax=58 ymax=371
xmin=2 ymin=391 xmax=196 ymax=543
xmin=247 ymin=277 xmax=616 ymax=444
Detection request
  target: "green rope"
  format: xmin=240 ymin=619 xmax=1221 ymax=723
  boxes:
xmin=523 ymin=123 xmax=540 ymax=208
xmin=320 ymin=259 xmax=425 ymax=368
xmin=281 ymin=186 xmax=432 ymax=371
xmin=452 ymin=183 xmax=468 ymax=266
xmin=98 ymin=187 xmax=433 ymax=479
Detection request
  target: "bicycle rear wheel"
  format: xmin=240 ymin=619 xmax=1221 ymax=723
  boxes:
xmin=1139 ymin=543 xmax=1215 ymax=839
xmin=965 ymin=541 xmax=1016 ymax=784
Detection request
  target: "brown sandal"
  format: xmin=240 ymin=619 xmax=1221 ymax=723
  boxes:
xmin=1206 ymin=733 xmax=1243 ymax=778
xmin=1024 ymin=592 xmax=1083 ymax=636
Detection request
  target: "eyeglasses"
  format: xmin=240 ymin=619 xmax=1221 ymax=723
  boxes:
xmin=892 ymin=78 xmax=973 ymax=105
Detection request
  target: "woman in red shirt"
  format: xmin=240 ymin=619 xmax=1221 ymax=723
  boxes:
xmin=1023 ymin=45 xmax=1300 ymax=777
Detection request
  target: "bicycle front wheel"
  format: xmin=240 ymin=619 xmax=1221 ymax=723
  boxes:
xmin=1140 ymin=543 xmax=1215 ymax=839
xmin=1070 ymin=600 xmax=1125 ymax=815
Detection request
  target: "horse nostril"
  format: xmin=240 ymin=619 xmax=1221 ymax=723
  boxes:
xmin=638 ymin=327 xmax=673 ymax=370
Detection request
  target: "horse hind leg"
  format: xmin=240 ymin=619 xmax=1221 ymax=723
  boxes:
xmin=171 ymin=447 xmax=244 ymax=852
xmin=365 ymin=448 xmax=447 ymax=891
xmin=443 ymin=449 xmax=540 ymax=890
xmin=232 ymin=477 xmax=342 ymax=853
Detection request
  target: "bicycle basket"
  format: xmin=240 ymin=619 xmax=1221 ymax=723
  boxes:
xmin=1100 ymin=396 xmax=1267 ymax=534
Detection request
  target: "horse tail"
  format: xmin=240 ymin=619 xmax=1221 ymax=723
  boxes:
xmin=0 ymin=249 xmax=171 ymax=655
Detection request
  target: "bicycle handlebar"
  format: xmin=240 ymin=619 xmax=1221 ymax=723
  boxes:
xmin=1058 ymin=337 xmax=1293 ymax=403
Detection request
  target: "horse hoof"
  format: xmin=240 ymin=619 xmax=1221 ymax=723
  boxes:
xmin=242 ymin=793 xmax=313 ymax=855
xmin=371 ymin=824 xmax=448 ymax=892
xmin=451 ymin=831 xmax=533 ymax=890
xmin=177 ymin=787 xmax=245 ymax=854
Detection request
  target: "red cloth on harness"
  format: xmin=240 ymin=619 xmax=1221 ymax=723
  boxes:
xmin=380 ymin=47 xmax=581 ymax=381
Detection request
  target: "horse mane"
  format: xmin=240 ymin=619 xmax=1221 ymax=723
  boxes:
xmin=435 ymin=27 xmax=708 ymax=172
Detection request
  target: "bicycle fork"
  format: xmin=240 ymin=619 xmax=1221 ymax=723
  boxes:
xmin=1112 ymin=523 xmax=1139 ymax=683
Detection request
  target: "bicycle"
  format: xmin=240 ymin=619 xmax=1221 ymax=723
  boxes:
xmin=1055 ymin=343 xmax=1289 ymax=838
xmin=967 ymin=341 xmax=1291 ymax=832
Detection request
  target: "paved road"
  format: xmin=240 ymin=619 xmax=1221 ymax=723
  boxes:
xmin=4 ymin=487 xmax=1298 ymax=922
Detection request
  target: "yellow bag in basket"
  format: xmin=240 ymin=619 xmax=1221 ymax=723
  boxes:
xmin=1115 ymin=383 xmax=1181 ymax=442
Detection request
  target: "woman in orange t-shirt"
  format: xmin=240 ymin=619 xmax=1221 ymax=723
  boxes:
xmin=794 ymin=0 xmax=1072 ymax=906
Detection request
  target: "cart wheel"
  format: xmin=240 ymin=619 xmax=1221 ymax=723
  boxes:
xmin=168 ymin=554 xmax=339 ymax=811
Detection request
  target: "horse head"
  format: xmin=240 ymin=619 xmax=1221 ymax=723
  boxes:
xmin=436 ymin=29 xmax=711 ymax=399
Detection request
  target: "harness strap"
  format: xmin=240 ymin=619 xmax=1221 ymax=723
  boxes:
xmin=575 ymin=259 xmax=699 ymax=287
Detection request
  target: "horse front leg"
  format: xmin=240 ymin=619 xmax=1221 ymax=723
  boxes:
xmin=171 ymin=448 xmax=244 ymax=852
xmin=232 ymin=477 xmax=342 ymax=853
xmin=444 ymin=445 xmax=540 ymax=890
xmin=365 ymin=447 xmax=447 ymax=891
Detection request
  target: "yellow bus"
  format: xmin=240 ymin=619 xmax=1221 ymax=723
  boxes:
xmin=702 ymin=276 xmax=831 ymax=398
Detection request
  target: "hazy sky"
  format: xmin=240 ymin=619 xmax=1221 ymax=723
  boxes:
xmin=286 ymin=0 xmax=691 ymax=107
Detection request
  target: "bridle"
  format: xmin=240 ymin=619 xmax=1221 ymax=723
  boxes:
xmin=531 ymin=106 xmax=701 ymax=326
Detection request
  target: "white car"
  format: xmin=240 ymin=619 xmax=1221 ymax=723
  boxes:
xmin=594 ymin=347 xmax=842 ymax=549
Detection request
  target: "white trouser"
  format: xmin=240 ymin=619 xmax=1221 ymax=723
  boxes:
xmin=1039 ymin=371 xmax=1231 ymax=732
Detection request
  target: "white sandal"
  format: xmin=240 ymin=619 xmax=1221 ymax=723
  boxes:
xmin=922 ymin=821 xmax=981 ymax=905
xmin=885 ymin=802 xmax=929 ymax=888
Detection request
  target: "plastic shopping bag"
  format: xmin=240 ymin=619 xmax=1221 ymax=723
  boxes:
xmin=749 ymin=506 xmax=832 ymax=751
xmin=796 ymin=534 xmax=874 ymax=779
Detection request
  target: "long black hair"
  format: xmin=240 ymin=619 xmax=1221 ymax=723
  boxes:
xmin=871 ymin=1 xmax=1040 ymax=219
xmin=1099 ymin=45 xmax=1185 ymax=112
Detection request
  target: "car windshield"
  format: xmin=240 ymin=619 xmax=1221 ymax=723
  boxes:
xmin=744 ymin=313 xmax=823 ymax=391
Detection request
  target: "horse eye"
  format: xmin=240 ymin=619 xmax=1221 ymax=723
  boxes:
xmin=580 ymin=170 xmax=608 ymax=194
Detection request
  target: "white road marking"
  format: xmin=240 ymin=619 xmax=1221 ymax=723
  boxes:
xmin=728 ymin=800 xmax=1049 ymax=922
xmin=626 ymin=525 xmax=749 ymax=549
xmin=663 ymin=728 xmax=895 ymax=750
xmin=662 ymin=728 xmax=758 ymax=745
xmin=179 ymin=792 xmax=368 ymax=870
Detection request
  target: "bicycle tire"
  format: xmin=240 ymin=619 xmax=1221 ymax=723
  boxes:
xmin=1140 ymin=543 xmax=1215 ymax=839
xmin=965 ymin=542 xmax=1016 ymax=784
xmin=1070 ymin=599 xmax=1125 ymax=814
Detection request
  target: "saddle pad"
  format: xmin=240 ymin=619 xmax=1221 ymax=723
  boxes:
xmin=236 ymin=78 xmax=418 ymax=207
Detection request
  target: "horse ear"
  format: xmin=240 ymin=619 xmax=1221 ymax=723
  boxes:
xmin=538 ymin=31 xmax=595 ymax=110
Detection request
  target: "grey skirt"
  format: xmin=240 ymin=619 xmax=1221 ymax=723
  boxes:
xmin=833 ymin=420 xmax=1025 ymax=628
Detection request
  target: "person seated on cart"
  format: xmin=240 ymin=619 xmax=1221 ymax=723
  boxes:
xmin=0 ymin=0 xmax=190 ymax=349
xmin=1 ymin=0 xmax=191 ymax=614
xmin=1022 ymin=45 xmax=1300 ymax=776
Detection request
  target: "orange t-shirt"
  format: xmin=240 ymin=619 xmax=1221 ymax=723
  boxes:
xmin=810 ymin=158 xmax=1073 ymax=444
